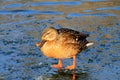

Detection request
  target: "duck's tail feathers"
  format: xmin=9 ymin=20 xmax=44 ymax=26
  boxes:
xmin=86 ymin=42 xmax=94 ymax=47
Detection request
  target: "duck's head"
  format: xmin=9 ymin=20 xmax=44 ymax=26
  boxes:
xmin=41 ymin=27 xmax=58 ymax=41
xmin=36 ymin=27 xmax=58 ymax=47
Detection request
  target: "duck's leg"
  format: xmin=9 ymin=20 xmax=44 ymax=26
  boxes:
xmin=65 ymin=56 xmax=76 ymax=70
xmin=51 ymin=59 xmax=62 ymax=69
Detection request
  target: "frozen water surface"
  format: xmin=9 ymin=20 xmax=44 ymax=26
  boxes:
xmin=0 ymin=0 xmax=120 ymax=80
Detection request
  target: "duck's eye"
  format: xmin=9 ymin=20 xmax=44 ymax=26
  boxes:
xmin=46 ymin=32 xmax=50 ymax=35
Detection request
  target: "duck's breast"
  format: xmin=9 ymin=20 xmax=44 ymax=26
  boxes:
xmin=40 ymin=41 xmax=79 ymax=58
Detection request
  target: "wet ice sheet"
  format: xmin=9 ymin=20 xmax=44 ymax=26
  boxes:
xmin=0 ymin=0 xmax=120 ymax=80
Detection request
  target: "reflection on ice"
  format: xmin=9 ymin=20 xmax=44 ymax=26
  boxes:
xmin=35 ymin=69 xmax=89 ymax=80
xmin=31 ymin=1 xmax=82 ymax=6
xmin=67 ymin=13 xmax=116 ymax=17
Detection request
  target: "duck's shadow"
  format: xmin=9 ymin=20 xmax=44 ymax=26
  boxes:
xmin=36 ymin=69 xmax=89 ymax=80
xmin=54 ymin=69 xmax=89 ymax=80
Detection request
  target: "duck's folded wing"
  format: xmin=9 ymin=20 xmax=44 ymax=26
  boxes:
xmin=59 ymin=32 xmax=88 ymax=44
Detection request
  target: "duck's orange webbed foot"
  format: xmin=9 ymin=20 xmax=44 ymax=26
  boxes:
xmin=51 ymin=59 xmax=62 ymax=69
xmin=65 ymin=56 xmax=76 ymax=70
xmin=51 ymin=64 xmax=62 ymax=69
xmin=65 ymin=65 xmax=75 ymax=70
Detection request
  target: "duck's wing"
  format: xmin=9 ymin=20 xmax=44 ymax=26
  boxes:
xmin=57 ymin=28 xmax=89 ymax=44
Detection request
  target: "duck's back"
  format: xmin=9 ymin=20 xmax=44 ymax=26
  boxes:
xmin=57 ymin=28 xmax=89 ymax=43
xmin=57 ymin=28 xmax=89 ymax=53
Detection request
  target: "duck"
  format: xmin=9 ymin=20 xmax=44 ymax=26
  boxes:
xmin=36 ymin=27 xmax=93 ymax=70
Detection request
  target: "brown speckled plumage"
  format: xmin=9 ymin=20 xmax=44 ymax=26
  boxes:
xmin=36 ymin=27 xmax=93 ymax=70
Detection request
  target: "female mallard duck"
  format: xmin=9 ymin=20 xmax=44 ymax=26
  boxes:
xmin=36 ymin=27 xmax=93 ymax=70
